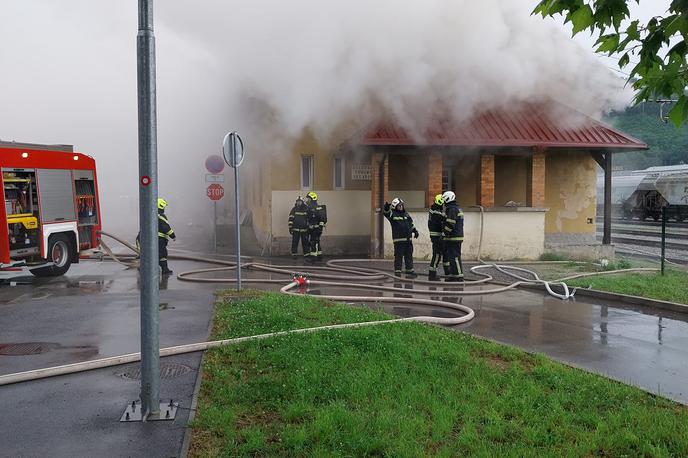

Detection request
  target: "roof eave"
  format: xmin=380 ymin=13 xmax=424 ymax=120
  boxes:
xmin=361 ymin=139 xmax=649 ymax=150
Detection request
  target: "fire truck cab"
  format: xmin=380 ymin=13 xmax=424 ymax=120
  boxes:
xmin=0 ymin=142 xmax=101 ymax=276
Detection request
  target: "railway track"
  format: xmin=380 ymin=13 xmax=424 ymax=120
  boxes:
xmin=594 ymin=217 xmax=688 ymax=265
xmin=596 ymin=216 xmax=688 ymax=228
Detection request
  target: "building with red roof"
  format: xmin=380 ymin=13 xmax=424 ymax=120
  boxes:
xmin=245 ymin=100 xmax=647 ymax=260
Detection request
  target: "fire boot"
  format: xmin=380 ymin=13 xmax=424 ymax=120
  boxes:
xmin=428 ymin=270 xmax=438 ymax=281
xmin=160 ymin=260 xmax=173 ymax=275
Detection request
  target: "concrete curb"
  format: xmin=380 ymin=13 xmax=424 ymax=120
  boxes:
xmin=510 ymin=281 xmax=688 ymax=314
xmin=180 ymin=299 xmax=217 ymax=458
xmin=180 ymin=351 xmax=206 ymax=458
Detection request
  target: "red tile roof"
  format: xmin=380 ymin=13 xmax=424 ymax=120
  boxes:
xmin=361 ymin=102 xmax=647 ymax=150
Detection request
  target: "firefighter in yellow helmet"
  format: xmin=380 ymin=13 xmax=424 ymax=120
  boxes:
xmin=305 ymin=191 xmax=327 ymax=262
xmin=427 ymin=194 xmax=447 ymax=281
xmin=136 ymin=198 xmax=176 ymax=275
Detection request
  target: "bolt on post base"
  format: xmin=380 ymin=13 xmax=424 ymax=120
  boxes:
xmin=120 ymin=399 xmax=178 ymax=422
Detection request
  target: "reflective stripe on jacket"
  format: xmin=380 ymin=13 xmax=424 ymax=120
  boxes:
xmin=427 ymin=203 xmax=446 ymax=239
xmin=442 ymin=202 xmax=464 ymax=241
xmin=384 ymin=208 xmax=415 ymax=242
xmin=158 ymin=212 xmax=175 ymax=240
xmin=288 ymin=206 xmax=309 ymax=230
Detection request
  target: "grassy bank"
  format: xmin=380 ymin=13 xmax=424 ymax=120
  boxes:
xmin=567 ymin=269 xmax=688 ymax=304
xmin=189 ymin=293 xmax=688 ymax=457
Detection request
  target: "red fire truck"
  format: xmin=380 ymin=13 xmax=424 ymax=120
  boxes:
xmin=0 ymin=141 xmax=101 ymax=276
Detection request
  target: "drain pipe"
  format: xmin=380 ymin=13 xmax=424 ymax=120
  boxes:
xmin=378 ymin=152 xmax=388 ymax=259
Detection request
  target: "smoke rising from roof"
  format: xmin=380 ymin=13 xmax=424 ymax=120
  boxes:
xmin=0 ymin=1 xmax=630 ymax=237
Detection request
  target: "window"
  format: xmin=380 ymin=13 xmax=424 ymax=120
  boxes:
xmin=333 ymin=156 xmax=345 ymax=190
xmin=301 ymin=155 xmax=313 ymax=190
xmin=442 ymin=166 xmax=453 ymax=192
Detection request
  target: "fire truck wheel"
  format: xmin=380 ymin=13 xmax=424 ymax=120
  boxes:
xmin=30 ymin=234 xmax=73 ymax=277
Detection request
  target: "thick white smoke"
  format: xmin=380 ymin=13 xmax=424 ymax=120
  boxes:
xmin=0 ymin=0 xmax=631 ymax=238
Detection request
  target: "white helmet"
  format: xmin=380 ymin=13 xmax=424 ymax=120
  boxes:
xmin=442 ymin=191 xmax=456 ymax=204
xmin=391 ymin=197 xmax=404 ymax=209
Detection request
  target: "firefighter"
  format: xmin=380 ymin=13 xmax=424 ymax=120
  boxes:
xmin=135 ymin=198 xmax=176 ymax=275
xmin=288 ymin=196 xmax=309 ymax=258
xmin=156 ymin=198 xmax=176 ymax=275
xmin=384 ymin=197 xmax=419 ymax=277
xmin=305 ymin=191 xmax=327 ymax=261
xmin=427 ymin=193 xmax=447 ymax=281
xmin=441 ymin=191 xmax=464 ymax=282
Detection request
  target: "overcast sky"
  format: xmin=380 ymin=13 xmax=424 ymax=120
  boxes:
xmin=0 ymin=1 xmax=676 ymax=235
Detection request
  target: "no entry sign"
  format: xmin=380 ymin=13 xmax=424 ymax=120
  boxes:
xmin=205 ymin=155 xmax=225 ymax=174
xmin=207 ymin=183 xmax=224 ymax=201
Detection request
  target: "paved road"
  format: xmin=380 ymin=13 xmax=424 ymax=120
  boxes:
xmin=0 ymin=260 xmax=216 ymax=458
xmin=1 ymin=257 xmax=688 ymax=457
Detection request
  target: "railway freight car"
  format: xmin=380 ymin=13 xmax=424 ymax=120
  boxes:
xmin=597 ymin=165 xmax=688 ymax=221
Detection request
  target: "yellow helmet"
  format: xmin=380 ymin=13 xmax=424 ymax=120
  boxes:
xmin=306 ymin=191 xmax=318 ymax=201
xmin=434 ymin=194 xmax=444 ymax=206
xmin=157 ymin=198 xmax=168 ymax=210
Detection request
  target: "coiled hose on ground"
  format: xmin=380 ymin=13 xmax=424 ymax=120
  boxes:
xmin=0 ymin=210 xmax=659 ymax=386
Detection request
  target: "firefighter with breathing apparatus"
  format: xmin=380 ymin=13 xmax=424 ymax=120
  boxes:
xmin=136 ymin=198 xmax=176 ymax=275
xmin=305 ymin=191 xmax=327 ymax=262
xmin=384 ymin=197 xmax=419 ymax=277
xmin=441 ymin=191 xmax=464 ymax=281
xmin=288 ymin=196 xmax=310 ymax=258
xmin=428 ymin=193 xmax=447 ymax=281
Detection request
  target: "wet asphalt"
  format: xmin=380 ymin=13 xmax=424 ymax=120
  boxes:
xmin=1 ymin=256 xmax=687 ymax=457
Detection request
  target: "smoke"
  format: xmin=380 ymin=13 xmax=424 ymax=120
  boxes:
xmin=0 ymin=0 xmax=631 ymax=238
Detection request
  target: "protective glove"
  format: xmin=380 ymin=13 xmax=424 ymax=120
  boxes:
xmin=412 ymin=228 xmax=419 ymax=239
xmin=383 ymin=202 xmax=391 ymax=212
xmin=171 ymin=233 xmax=177 ymax=241
xmin=289 ymin=228 xmax=294 ymax=235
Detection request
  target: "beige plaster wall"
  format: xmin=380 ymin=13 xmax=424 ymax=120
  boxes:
xmin=270 ymin=130 xmax=372 ymax=192
xmin=384 ymin=209 xmax=545 ymax=260
xmin=545 ymin=152 xmax=597 ymax=234
xmin=271 ymin=190 xmax=371 ymax=237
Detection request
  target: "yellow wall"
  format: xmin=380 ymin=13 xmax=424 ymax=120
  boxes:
xmin=495 ymin=156 xmax=528 ymax=206
xmin=270 ymin=130 xmax=372 ymax=192
xmin=544 ymin=152 xmax=597 ymax=234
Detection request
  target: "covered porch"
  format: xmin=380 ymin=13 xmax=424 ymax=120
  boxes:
xmin=362 ymin=102 xmax=648 ymax=260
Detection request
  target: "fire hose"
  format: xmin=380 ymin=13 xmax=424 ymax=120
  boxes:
xmin=0 ymin=212 xmax=659 ymax=387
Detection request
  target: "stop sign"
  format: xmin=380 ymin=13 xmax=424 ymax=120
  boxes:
xmin=207 ymin=183 xmax=224 ymax=201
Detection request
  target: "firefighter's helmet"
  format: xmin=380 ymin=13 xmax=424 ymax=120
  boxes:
xmin=296 ymin=196 xmax=304 ymax=205
xmin=391 ymin=197 xmax=404 ymax=210
xmin=157 ymin=198 xmax=168 ymax=210
xmin=434 ymin=194 xmax=444 ymax=206
xmin=306 ymin=191 xmax=318 ymax=201
xmin=441 ymin=191 xmax=456 ymax=204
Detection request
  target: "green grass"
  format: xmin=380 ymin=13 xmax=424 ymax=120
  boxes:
xmin=189 ymin=293 xmax=688 ymax=457
xmin=567 ymin=269 xmax=688 ymax=304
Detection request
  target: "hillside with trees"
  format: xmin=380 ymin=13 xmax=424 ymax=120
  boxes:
xmin=605 ymin=102 xmax=688 ymax=170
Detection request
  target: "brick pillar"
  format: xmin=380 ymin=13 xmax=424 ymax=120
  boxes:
xmin=528 ymin=150 xmax=546 ymax=207
xmin=370 ymin=153 xmax=389 ymax=257
xmin=478 ymin=154 xmax=495 ymax=207
xmin=427 ymin=152 xmax=443 ymax=207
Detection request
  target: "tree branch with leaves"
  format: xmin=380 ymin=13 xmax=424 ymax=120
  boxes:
xmin=533 ymin=0 xmax=688 ymax=126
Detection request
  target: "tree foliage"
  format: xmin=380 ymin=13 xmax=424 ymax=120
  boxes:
xmin=533 ymin=0 xmax=688 ymax=126
xmin=606 ymin=102 xmax=688 ymax=169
